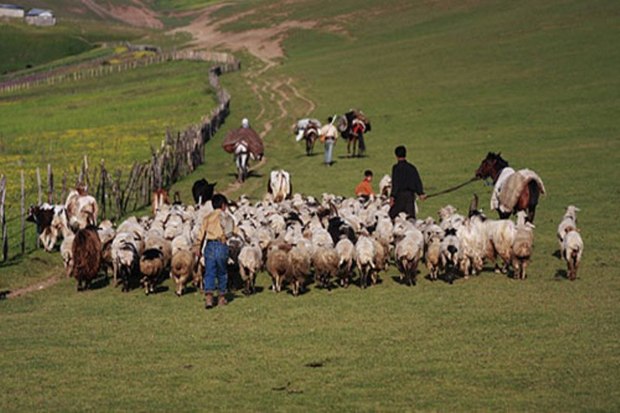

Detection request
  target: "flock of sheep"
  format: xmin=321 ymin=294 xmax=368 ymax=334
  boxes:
xmin=41 ymin=172 xmax=585 ymax=297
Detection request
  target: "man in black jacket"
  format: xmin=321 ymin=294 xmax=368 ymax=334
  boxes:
xmin=389 ymin=145 xmax=426 ymax=220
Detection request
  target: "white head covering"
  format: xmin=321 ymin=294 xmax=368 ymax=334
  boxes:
xmin=241 ymin=118 xmax=250 ymax=128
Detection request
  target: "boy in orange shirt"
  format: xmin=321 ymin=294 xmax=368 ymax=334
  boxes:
xmin=355 ymin=170 xmax=375 ymax=199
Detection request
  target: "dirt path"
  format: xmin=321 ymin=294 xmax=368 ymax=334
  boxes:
xmin=6 ymin=274 xmax=63 ymax=299
xmin=183 ymin=5 xmax=318 ymax=198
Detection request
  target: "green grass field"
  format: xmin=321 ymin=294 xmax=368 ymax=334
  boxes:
xmin=0 ymin=58 xmax=217 ymax=265
xmin=1 ymin=0 xmax=619 ymax=411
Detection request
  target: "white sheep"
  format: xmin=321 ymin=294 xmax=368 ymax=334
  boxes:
xmin=394 ymin=227 xmax=424 ymax=286
xmin=457 ymin=213 xmax=487 ymax=278
xmin=511 ymin=211 xmax=535 ymax=280
xmin=60 ymin=234 xmax=75 ymax=277
xmin=111 ymin=232 xmax=141 ymax=291
xmin=557 ymin=205 xmax=579 ymax=249
xmin=238 ymin=241 xmax=263 ymax=295
xmin=379 ymin=174 xmax=392 ymax=198
xmin=484 ymin=218 xmax=516 ymax=274
xmin=355 ymin=234 xmax=376 ymax=288
xmin=335 ymin=238 xmax=356 ymax=288
xmin=562 ymin=229 xmax=583 ymax=281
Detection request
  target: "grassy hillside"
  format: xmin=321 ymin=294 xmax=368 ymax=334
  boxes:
xmin=0 ymin=58 xmax=218 ymax=268
xmin=0 ymin=20 xmax=147 ymax=75
xmin=1 ymin=0 xmax=619 ymax=411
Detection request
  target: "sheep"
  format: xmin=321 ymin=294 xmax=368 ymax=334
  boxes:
xmin=71 ymin=226 xmax=102 ymax=291
xmin=355 ymin=234 xmax=376 ymax=288
xmin=379 ymin=174 xmax=392 ymax=198
xmin=171 ymin=233 xmax=193 ymax=256
xmin=335 ymin=238 xmax=356 ymax=288
xmin=373 ymin=214 xmax=394 ymax=255
xmin=60 ymin=234 xmax=75 ymax=277
xmin=484 ymin=219 xmax=516 ymax=274
xmin=145 ymin=233 xmax=172 ymax=268
xmin=557 ymin=205 xmax=579 ymax=249
xmin=371 ymin=238 xmax=388 ymax=277
xmin=425 ymin=231 xmax=442 ymax=281
xmin=238 ymin=241 xmax=263 ymax=295
xmin=439 ymin=228 xmax=460 ymax=284
xmin=170 ymin=250 xmax=197 ymax=297
xmin=312 ymin=246 xmax=339 ymax=290
xmin=457 ymin=212 xmax=487 ymax=278
xmin=563 ymin=229 xmax=583 ymax=281
xmin=111 ymin=233 xmax=140 ymax=292
xmin=287 ymin=243 xmax=312 ymax=296
xmin=140 ymin=248 xmax=165 ymax=295
xmin=266 ymin=244 xmax=290 ymax=293
xmin=394 ymin=227 xmax=425 ymax=286
xmin=512 ymin=212 xmax=535 ymax=280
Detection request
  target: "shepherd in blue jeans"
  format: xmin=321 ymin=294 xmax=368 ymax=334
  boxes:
xmin=194 ymin=194 xmax=235 ymax=309
xmin=320 ymin=116 xmax=338 ymax=166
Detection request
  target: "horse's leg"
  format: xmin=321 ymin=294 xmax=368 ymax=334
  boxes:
xmin=498 ymin=210 xmax=511 ymax=220
xmin=526 ymin=180 xmax=540 ymax=223
xmin=347 ymin=138 xmax=352 ymax=157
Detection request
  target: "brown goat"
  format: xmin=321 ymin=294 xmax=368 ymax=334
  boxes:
xmin=71 ymin=226 xmax=102 ymax=291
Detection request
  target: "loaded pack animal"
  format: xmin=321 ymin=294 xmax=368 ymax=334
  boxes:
xmin=191 ymin=179 xmax=217 ymax=205
xmin=302 ymin=120 xmax=321 ymax=156
xmin=234 ymin=141 xmax=250 ymax=182
xmin=475 ymin=152 xmax=545 ymax=222
xmin=267 ymin=170 xmax=292 ymax=203
xmin=336 ymin=110 xmax=371 ymax=157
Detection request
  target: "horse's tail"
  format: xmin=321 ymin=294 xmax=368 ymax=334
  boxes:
xmin=527 ymin=179 xmax=540 ymax=210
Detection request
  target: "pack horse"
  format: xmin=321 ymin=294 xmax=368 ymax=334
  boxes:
xmin=475 ymin=152 xmax=545 ymax=222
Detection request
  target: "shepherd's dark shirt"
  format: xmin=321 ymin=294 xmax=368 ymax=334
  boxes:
xmin=389 ymin=159 xmax=424 ymax=219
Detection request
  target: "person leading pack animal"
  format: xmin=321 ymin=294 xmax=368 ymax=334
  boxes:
xmin=389 ymin=145 xmax=426 ymax=220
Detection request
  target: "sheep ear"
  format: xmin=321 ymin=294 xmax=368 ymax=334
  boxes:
xmin=575 ymin=206 xmax=580 ymax=212
xmin=526 ymin=222 xmax=536 ymax=229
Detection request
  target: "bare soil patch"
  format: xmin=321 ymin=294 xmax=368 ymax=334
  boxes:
xmin=171 ymin=4 xmax=316 ymax=64
xmin=80 ymin=0 xmax=164 ymax=29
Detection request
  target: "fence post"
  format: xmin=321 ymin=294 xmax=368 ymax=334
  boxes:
xmin=20 ymin=170 xmax=25 ymax=255
xmin=61 ymin=172 xmax=67 ymax=203
xmin=100 ymin=160 xmax=107 ymax=220
xmin=36 ymin=167 xmax=41 ymax=248
xmin=47 ymin=164 xmax=53 ymax=203
xmin=0 ymin=175 xmax=7 ymax=262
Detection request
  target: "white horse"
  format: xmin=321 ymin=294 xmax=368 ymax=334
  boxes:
xmin=235 ymin=141 xmax=250 ymax=182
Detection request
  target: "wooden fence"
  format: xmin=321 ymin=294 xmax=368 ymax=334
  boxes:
xmin=0 ymin=49 xmax=238 ymax=262
xmin=0 ymin=45 xmax=240 ymax=94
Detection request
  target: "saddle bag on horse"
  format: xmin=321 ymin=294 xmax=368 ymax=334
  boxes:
xmin=222 ymin=127 xmax=264 ymax=159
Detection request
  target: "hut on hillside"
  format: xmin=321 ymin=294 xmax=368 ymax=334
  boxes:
xmin=25 ymin=8 xmax=55 ymax=26
xmin=0 ymin=3 xmax=25 ymax=19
